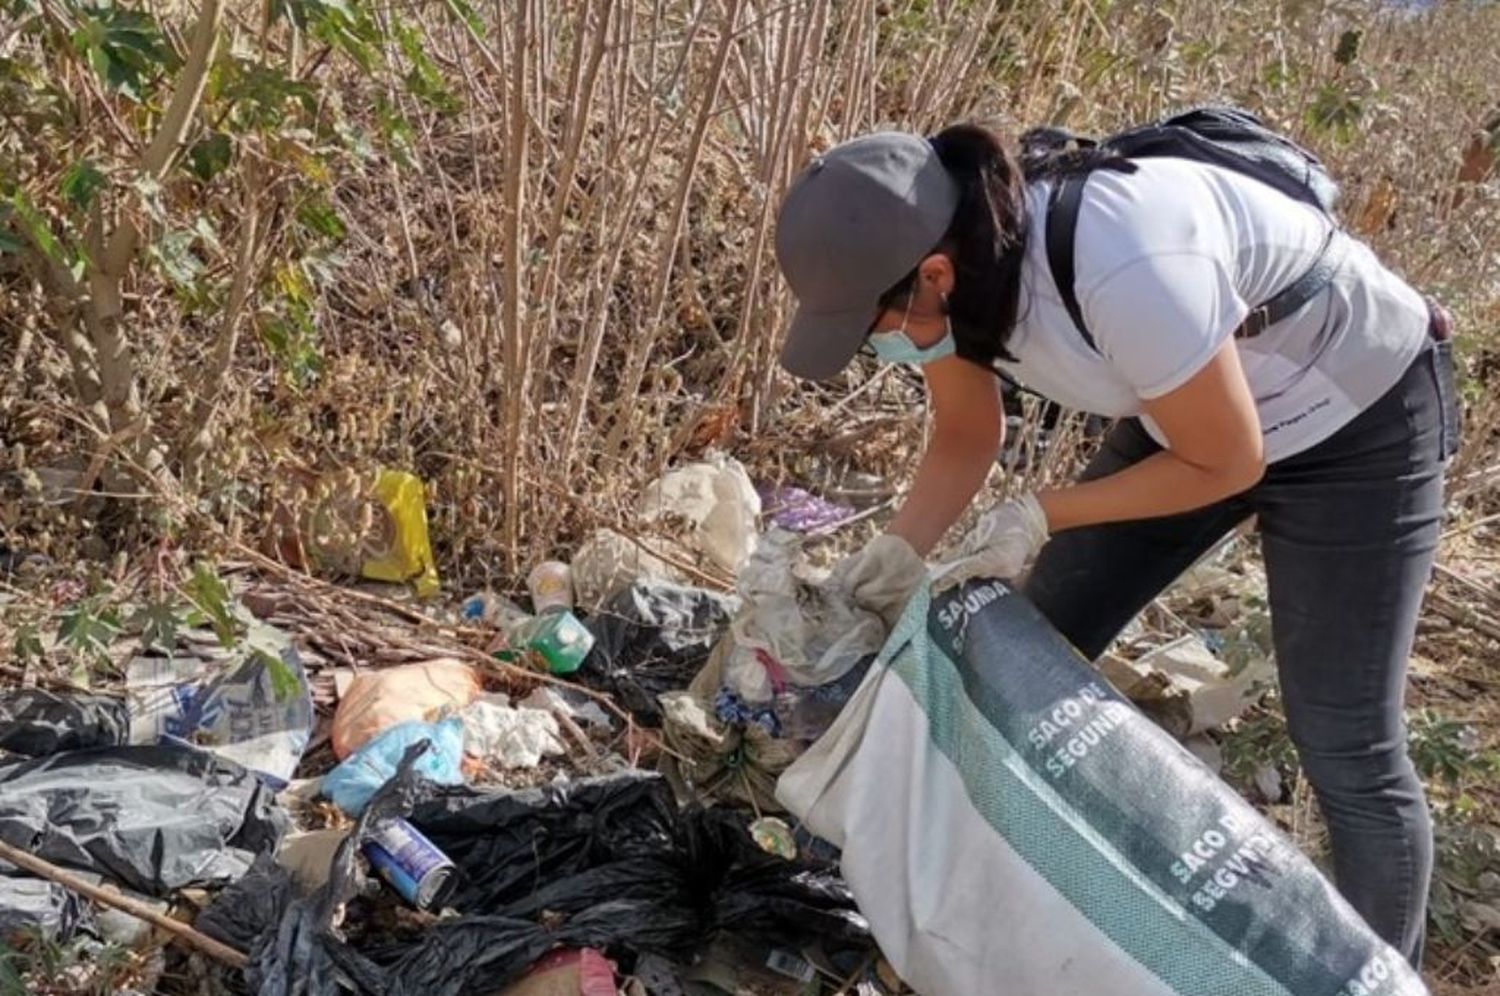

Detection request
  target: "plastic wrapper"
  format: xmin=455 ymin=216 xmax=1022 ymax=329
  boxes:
xmin=330 ymin=659 xmax=480 ymax=760
xmin=362 ymin=470 xmax=441 ymax=598
xmin=126 ymin=620 xmax=313 ymax=786
xmin=268 ymin=467 xmax=440 ymax=598
xmin=758 ymin=485 xmax=855 ymax=534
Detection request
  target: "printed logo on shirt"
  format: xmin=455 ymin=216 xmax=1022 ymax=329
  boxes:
xmin=1264 ymin=396 xmax=1332 ymax=438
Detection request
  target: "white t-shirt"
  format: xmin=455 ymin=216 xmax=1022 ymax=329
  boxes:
xmin=996 ymin=158 xmax=1430 ymax=462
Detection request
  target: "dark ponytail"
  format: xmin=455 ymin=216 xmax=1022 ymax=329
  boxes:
xmin=927 ymin=124 xmax=1028 ymax=365
xmin=880 ymin=123 xmax=1134 ymax=367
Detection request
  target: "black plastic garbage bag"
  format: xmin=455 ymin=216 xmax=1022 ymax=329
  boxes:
xmin=0 ymin=869 xmax=93 ymax=943
xmin=195 ymin=853 xmax=296 ymax=955
xmin=580 ymin=582 xmax=735 ymax=726
xmin=226 ymin=741 xmax=436 ymax=996
xmin=411 ymin=774 xmax=866 ymax=952
xmin=379 ymin=771 xmax=868 ymax=993
xmin=0 ymin=690 xmax=129 ymax=757
xmin=220 ymin=766 xmax=867 ymax=996
xmin=411 ymin=771 xmax=679 ymax=909
xmin=0 ymin=743 xmax=286 ymax=896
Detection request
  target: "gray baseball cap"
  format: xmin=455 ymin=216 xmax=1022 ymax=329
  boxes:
xmin=775 ymin=132 xmax=960 ymax=380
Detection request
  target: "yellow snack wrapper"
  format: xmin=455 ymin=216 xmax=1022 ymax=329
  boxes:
xmin=361 ymin=469 xmax=441 ymax=598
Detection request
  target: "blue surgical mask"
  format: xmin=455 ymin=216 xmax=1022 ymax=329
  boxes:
xmin=867 ymin=327 xmax=955 ymax=365
xmin=865 ymin=293 xmax=955 ymax=366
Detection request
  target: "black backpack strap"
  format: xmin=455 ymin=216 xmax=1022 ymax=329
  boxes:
xmin=1236 ymin=229 xmax=1349 ymax=339
xmin=1045 ymin=173 xmax=1095 ymax=351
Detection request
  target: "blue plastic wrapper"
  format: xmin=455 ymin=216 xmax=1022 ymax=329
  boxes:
xmin=322 ymin=717 xmax=465 ymax=815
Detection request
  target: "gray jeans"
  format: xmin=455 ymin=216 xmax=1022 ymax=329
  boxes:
xmin=1023 ymin=338 xmax=1459 ymax=965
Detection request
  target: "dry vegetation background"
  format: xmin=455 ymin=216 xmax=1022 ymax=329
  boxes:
xmin=2 ymin=0 xmax=1500 ymax=990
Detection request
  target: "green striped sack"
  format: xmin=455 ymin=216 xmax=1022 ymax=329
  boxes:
xmin=777 ymin=580 xmax=1428 ymax=996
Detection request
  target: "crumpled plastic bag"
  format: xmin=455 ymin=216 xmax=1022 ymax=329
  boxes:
xmin=322 ymin=717 xmax=466 ymax=815
xmin=361 ymin=469 xmax=441 ymax=598
xmin=229 ymin=743 xmax=438 ymax=996
xmin=759 ymin=485 xmax=855 ymax=534
xmin=460 ymin=698 xmax=565 ymax=769
xmin=639 ymin=454 xmax=761 ymax=575
xmin=571 ymin=529 xmax=689 ymax=610
xmin=723 ymin=530 xmax=886 ymax=702
xmin=579 ymin=582 xmax=736 ymax=726
xmin=0 ymin=870 xmax=94 ymax=942
xmin=194 ymin=851 xmax=295 ymax=956
xmin=209 ymin=762 xmax=870 ymax=996
xmin=0 ymin=743 xmax=286 ymax=896
xmin=0 ymin=690 xmax=128 ymax=757
xmin=658 ymin=686 xmax=803 ymax=813
xmin=330 ymin=659 xmax=481 ymax=760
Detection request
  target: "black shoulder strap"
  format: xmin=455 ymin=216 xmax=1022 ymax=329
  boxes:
xmin=1045 ymin=173 xmax=1095 ymax=351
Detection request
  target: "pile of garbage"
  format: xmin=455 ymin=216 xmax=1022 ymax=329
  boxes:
xmin=0 ymin=454 xmax=904 ymax=995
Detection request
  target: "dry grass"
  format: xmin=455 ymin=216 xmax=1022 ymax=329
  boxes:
xmin=4 ymin=0 xmax=1498 ymax=581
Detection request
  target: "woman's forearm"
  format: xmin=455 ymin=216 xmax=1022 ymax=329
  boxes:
xmin=888 ymin=434 xmax=997 ymax=556
xmin=1037 ymin=447 xmax=1263 ymax=533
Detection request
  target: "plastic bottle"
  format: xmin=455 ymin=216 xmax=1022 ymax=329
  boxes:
xmin=527 ymin=561 xmax=574 ymax=614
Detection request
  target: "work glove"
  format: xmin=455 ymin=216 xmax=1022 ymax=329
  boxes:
xmin=937 ymin=493 xmax=1049 ymax=588
xmin=825 ymin=533 xmax=929 ymax=630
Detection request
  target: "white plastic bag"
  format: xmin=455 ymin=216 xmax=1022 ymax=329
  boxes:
xmin=723 ymin=530 xmax=885 ymax=702
xmin=126 ymin=620 xmax=313 ymax=786
xmin=638 ymin=454 xmax=761 ymax=575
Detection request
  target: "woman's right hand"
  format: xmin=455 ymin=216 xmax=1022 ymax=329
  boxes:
xmin=827 ymin=533 xmax=928 ymax=628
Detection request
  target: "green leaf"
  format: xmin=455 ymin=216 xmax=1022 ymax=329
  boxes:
xmin=257 ymin=312 xmax=324 ymax=387
xmin=220 ymin=60 xmax=317 ymax=131
xmin=442 ymin=0 xmax=483 ymax=36
xmin=7 ymin=191 xmax=63 ymax=264
xmin=192 ymin=215 xmax=222 ymax=252
xmin=1304 ymin=83 xmax=1363 ymax=144
xmin=187 ymin=132 xmax=233 ymax=181
xmin=396 ymin=20 xmax=459 ymax=113
xmin=71 ymin=5 xmax=178 ymax=102
xmin=57 ymin=601 xmax=121 ymax=663
xmin=183 ymin=562 xmax=237 ymax=647
xmin=375 ymin=98 xmax=417 ymax=168
xmin=255 ymin=648 xmax=302 ymax=702
xmin=61 ymin=160 xmax=106 ymax=210
xmin=295 ymin=196 xmax=346 ymax=241
xmin=0 ymin=228 xmax=24 ymax=254
xmin=273 ymin=0 xmax=379 ymax=72
xmin=1334 ymin=29 xmax=1362 ymax=67
xmin=131 ymin=597 xmax=183 ymax=653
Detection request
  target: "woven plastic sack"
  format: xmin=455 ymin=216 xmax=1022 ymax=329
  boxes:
xmin=778 ymin=580 xmax=1428 ymax=996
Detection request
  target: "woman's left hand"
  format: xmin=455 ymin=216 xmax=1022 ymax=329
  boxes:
xmin=937 ymin=493 xmax=1049 ymax=586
